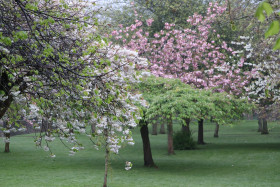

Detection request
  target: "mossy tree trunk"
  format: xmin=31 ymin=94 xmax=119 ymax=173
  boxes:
xmin=197 ymin=119 xmax=205 ymax=145
xmin=167 ymin=116 xmax=175 ymax=155
xmin=140 ymin=124 xmax=156 ymax=167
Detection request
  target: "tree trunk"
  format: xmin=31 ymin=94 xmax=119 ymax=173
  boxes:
xmin=103 ymin=129 xmax=109 ymax=187
xmin=91 ymin=123 xmax=96 ymax=134
xmin=159 ymin=123 xmax=165 ymax=134
xmin=257 ymin=118 xmax=263 ymax=132
xmin=182 ymin=118 xmax=190 ymax=134
xmin=151 ymin=123 xmax=157 ymax=135
xmin=0 ymin=95 xmax=13 ymax=119
xmin=261 ymin=118 xmax=269 ymax=134
xmin=4 ymin=132 xmax=10 ymax=153
xmin=167 ymin=117 xmax=175 ymax=155
xmin=140 ymin=124 xmax=156 ymax=167
xmin=3 ymin=121 xmax=10 ymax=153
xmin=214 ymin=123 xmax=219 ymax=138
xmin=197 ymin=119 xmax=205 ymax=145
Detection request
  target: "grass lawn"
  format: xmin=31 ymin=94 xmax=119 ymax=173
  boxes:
xmin=0 ymin=120 xmax=280 ymax=187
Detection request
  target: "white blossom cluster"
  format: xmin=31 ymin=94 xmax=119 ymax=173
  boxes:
xmin=125 ymin=161 xmax=132 ymax=171
xmin=239 ymin=35 xmax=280 ymax=121
xmin=22 ymin=45 xmax=149 ymax=159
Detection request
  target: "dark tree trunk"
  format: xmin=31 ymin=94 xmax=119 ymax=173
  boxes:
xmin=151 ymin=123 xmax=158 ymax=135
xmin=159 ymin=123 xmax=166 ymax=134
xmin=197 ymin=119 xmax=205 ymax=145
xmin=3 ymin=121 xmax=10 ymax=153
xmin=140 ymin=125 xmax=156 ymax=167
xmin=261 ymin=118 xmax=269 ymax=134
xmin=182 ymin=118 xmax=190 ymax=134
xmin=91 ymin=123 xmax=96 ymax=134
xmin=258 ymin=118 xmax=263 ymax=132
xmin=214 ymin=123 xmax=219 ymax=138
xmin=167 ymin=117 xmax=175 ymax=155
xmin=4 ymin=132 xmax=10 ymax=153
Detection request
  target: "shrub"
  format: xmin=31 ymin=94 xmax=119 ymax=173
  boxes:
xmin=173 ymin=131 xmax=196 ymax=150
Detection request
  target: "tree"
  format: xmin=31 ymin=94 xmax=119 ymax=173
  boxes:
xmin=112 ymin=2 xmax=256 ymax=147
xmin=113 ymin=2 xmax=254 ymax=95
xmin=251 ymin=1 xmax=280 ymax=134
xmin=99 ymin=0 xmax=209 ymax=34
xmin=139 ymin=114 xmax=156 ymax=167
xmin=136 ymin=76 xmax=186 ymax=157
xmin=0 ymin=1 xmax=149 ymax=186
xmin=142 ymin=76 xmax=252 ymax=153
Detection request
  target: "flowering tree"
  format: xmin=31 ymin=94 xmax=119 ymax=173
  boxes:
xmin=112 ymin=2 xmax=255 ymax=149
xmin=245 ymin=35 xmax=280 ymax=134
xmin=240 ymin=0 xmax=280 ymax=134
xmin=113 ymin=2 xmax=254 ymax=95
xmin=0 ymin=1 xmax=148 ymax=186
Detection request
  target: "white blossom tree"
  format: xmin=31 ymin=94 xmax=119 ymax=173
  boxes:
xmin=0 ymin=1 xmax=148 ymax=186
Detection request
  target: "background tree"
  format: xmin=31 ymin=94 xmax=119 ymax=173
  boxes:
xmin=139 ymin=76 xmax=253 ymax=153
xmin=99 ymin=0 xmax=209 ymax=34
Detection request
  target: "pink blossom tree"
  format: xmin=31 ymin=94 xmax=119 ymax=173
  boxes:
xmin=112 ymin=2 xmax=255 ymax=145
xmin=112 ymin=2 xmax=255 ymax=96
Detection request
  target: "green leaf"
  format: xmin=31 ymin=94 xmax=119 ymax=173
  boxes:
xmin=265 ymin=21 xmax=280 ymax=38
xmin=265 ymin=89 xmax=269 ymax=98
xmin=1 ymin=37 xmax=12 ymax=46
xmin=39 ymin=81 xmax=43 ymax=87
xmin=273 ymin=38 xmax=280 ymax=50
xmin=231 ymin=24 xmax=236 ymax=31
xmin=16 ymin=31 xmax=28 ymax=40
xmin=0 ymin=90 xmax=5 ymax=96
xmin=255 ymin=5 xmax=265 ymax=22
xmin=262 ymin=2 xmax=273 ymax=17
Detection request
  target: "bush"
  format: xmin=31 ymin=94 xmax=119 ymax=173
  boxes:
xmin=173 ymin=131 xmax=196 ymax=150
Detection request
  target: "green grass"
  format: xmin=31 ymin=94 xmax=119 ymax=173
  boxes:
xmin=1 ymin=120 xmax=280 ymax=187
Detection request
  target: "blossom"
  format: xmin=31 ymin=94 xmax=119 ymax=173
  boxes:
xmin=125 ymin=161 xmax=132 ymax=170
xmin=146 ymin=18 xmax=154 ymax=26
xmin=44 ymin=146 xmax=49 ymax=152
xmin=50 ymin=154 xmax=56 ymax=158
xmin=45 ymin=136 xmax=55 ymax=142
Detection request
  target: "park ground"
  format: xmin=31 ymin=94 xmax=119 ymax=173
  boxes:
xmin=0 ymin=120 xmax=280 ymax=187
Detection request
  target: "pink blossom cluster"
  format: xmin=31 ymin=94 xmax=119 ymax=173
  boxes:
xmin=112 ymin=2 xmax=254 ymax=95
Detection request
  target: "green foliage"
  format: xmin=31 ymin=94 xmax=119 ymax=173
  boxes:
xmin=136 ymin=75 xmax=186 ymax=103
xmin=273 ymin=38 xmax=280 ymax=50
xmin=255 ymin=2 xmax=273 ymax=22
xmin=256 ymin=1 xmax=280 ymax=50
xmin=265 ymin=20 xmax=280 ymax=38
xmin=173 ymin=131 xmax=196 ymax=150
xmin=101 ymin=0 xmax=209 ymax=34
xmin=138 ymin=76 xmax=254 ymax=126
